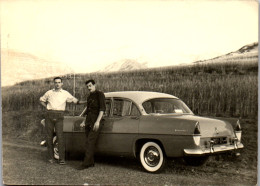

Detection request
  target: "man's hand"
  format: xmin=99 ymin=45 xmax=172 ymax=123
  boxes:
xmin=80 ymin=120 xmax=85 ymax=128
xmin=93 ymin=111 xmax=104 ymax=132
xmin=93 ymin=121 xmax=100 ymax=132
xmin=75 ymin=100 xmax=88 ymax=104
xmin=40 ymin=101 xmax=47 ymax=109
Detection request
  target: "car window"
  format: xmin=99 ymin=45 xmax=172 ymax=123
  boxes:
xmin=154 ymin=101 xmax=174 ymax=113
xmin=113 ymin=99 xmax=131 ymax=117
xmin=142 ymin=98 xmax=193 ymax=114
xmin=143 ymin=101 xmax=153 ymax=113
xmin=104 ymin=99 xmax=111 ymax=117
xmin=130 ymin=104 xmax=141 ymax=116
xmin=73 ymin=120 xmax=85 ymax=132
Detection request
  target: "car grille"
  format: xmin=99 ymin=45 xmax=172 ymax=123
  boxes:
xmin=211 ymin=137 xmax=228 ymax=145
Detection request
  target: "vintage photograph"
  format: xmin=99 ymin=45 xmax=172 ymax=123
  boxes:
xmin=1 ymin=0 xmax=258 ymax=185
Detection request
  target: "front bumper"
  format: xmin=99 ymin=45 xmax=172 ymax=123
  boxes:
xmin=184 ymin=143 xmax=244 ymax=155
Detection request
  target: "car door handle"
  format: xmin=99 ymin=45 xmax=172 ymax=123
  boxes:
xmin=130 ymin=116 xmax=139 ymax=120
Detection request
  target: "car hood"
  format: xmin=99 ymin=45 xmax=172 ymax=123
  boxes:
xmin=162 ymin=114 xmax=234 ymax=137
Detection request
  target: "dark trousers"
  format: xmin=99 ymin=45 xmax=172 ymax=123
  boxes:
xmin=82 ymin=124 xmax=101 ymax=166
xmin=45 ymin=111 xmax=65 ymax=161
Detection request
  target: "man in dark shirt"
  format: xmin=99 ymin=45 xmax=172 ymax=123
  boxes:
xmin=77 ymin=79 xmax=105 ymax=170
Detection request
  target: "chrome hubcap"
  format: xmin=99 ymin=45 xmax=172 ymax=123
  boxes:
xmin=144 ymin=146 xmax=160 ymax=167
xmin=54 ymin=141 xmax=59 ymax=154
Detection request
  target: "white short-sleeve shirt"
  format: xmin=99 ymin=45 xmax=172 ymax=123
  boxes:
xmin=40 ymin=89 xmax=78 ymax=111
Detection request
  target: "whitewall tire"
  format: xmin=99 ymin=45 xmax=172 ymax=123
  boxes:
xmin=53 ymin=136 xmax=59 ymax=160
xmin=139 ymin=142 xmax=166 ymax=173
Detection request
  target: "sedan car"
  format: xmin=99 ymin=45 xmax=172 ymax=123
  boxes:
xmin=47 ymin=91 xmax=243 ymax=173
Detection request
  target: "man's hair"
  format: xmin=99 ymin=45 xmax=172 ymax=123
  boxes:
xmin=85 ymin=79 xmax=95 ymax=85
xmin=53 ymin=77 xmax=62 ymax=82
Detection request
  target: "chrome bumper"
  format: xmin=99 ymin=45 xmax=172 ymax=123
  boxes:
xmin=184 ymin=143 xmax=244 ymax=155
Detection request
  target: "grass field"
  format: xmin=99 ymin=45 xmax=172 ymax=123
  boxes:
xmin=2 ymin=59 xmax=258 ymax=118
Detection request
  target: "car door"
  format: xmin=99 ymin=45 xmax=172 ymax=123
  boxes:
xmin=64 ymin=115 xmax=85 ymax=154
xmin=97 ymin=98 xmax=140 ymax=156
xmin=69 ymin=98 xmax=112 ymax=154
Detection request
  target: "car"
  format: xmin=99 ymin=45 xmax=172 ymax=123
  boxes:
xmin=43 ymin=91 xmax=243 ymax=173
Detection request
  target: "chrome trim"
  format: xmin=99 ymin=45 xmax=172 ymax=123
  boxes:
xmin=184 ymin=143 xmax=244 ymax=155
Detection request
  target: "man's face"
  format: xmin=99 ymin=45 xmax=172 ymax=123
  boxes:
xmin=54 ymin=79 xmax=63 ymax=89
xmin=86 ymin=82 xmax=96 ymax=92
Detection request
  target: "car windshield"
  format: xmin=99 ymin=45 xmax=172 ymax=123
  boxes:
xmin=142 ymin=98 xmax=193 ymax=114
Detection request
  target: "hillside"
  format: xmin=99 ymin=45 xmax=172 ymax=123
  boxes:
xmin=193 ymin=42 xmax=258 ymax=64
xmin=1 ymin=49 xmax=73 ymax=86
xmin=99 ymin=59 xmax=148 ymax=72
xmin=1 ymin=42 xmax=258 ymax=86
xmin=99 ymin=42 xmax=258 ymax=72
xmin=1 ymin=41 xmax=258 ymax=118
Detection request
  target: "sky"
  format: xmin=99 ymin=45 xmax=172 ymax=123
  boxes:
xmin=1 ymin=0 xmax=258 ymax=74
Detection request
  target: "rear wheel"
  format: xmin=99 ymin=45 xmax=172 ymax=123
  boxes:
xmin=139 ymin=142 xmax=166 ymax=173
xmin=53 ymin=136 xmax=59 ymax=160
xmin=184 ymin=156 xmax=209 ymax=166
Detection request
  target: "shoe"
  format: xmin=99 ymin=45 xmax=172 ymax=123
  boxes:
xmin=59 ymin=160 xmax=66 ymax=165
xmin=48 ymin=159 xmax=55 ymax=164
xmin=40 ymin=140 xmax=46 ymax=147
xmin=76 ymin=163 xmax=94 ymax=170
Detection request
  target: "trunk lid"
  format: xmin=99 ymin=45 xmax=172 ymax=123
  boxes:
xmin=160 ymin=114 xmax=234 ymax=137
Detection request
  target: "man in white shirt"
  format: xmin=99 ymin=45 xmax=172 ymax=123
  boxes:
xmin=40 ymin=77 xmax=85 ymax=165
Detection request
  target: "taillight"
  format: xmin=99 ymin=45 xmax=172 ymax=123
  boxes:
xmin=236 ymin=120 xmax=242 ymax=131
xmin=235 ymin=120 xmax=242 ymax=142
xmin=193 ymin=122 xmax=201 ymax=146
xmin=194 ymin=122 xmax=201 ymax=134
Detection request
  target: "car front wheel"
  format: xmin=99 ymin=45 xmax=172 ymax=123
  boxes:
xmin=139 ymin=142 xmax=166 ymax=173
xmin=53 ymin=136 xmax=59 ymax=160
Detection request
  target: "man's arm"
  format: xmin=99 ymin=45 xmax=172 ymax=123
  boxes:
xmin=93 ymin=91 xmax=106 ymax=131
xmin=39 ymin=91 xmax=49 ymax=109
xmin=93 ymin=111 xmax=104 ymax=132
xmin=66 ymin=92 xmax=87 ymax=105
xmin=77 ymin=100 xmax=88 ymax=104
xmin=40 ymin=101 xmax=47 ymax=109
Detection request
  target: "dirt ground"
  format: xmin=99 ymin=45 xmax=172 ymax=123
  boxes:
xmin=2 ymin=138 xmax=257 ymax=186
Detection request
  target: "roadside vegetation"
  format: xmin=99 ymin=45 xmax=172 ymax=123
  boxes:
xmin=2 ymin=57 xmax=258 ymax=118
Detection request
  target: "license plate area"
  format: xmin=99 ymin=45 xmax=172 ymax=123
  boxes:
xmin=211 ymin=137 xmax=228 ymax=145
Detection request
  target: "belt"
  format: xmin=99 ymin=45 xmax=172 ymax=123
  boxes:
xmin=47 ymin=110 xmax=65 ymax=113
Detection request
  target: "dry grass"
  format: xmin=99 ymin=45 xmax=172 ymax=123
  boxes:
xmin=2 ymin=59 xmax=258 ymax=118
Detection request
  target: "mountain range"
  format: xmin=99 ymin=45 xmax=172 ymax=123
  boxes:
xmin=99 ymin=42 xmax=258 ymax=71
xmin=1 ymin=42 xmax=258 ymax=86
xmin=1 ymin=49 xmax=73 ymax=86
xmin=193 ymin=42 xmax=258 ymax=64
xmin=99 ymin=59 xmax=148 ymax=72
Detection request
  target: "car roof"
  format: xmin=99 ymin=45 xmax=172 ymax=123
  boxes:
xmin=104 ymin=91 xmax=178 ymax=104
